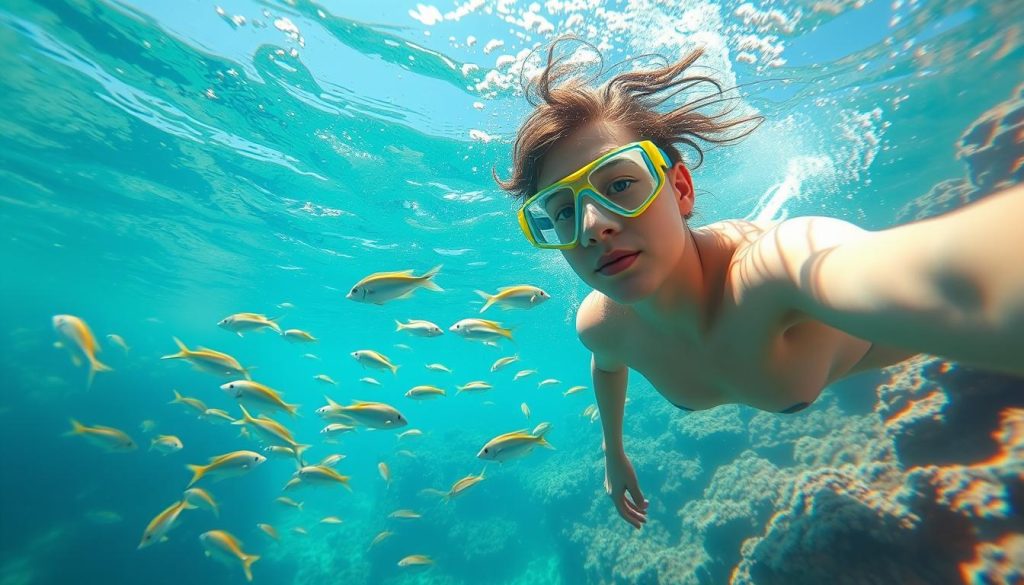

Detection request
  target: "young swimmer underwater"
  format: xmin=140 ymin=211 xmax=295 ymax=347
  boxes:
xmin=495 ymin=40 xmax=1024 ymax=530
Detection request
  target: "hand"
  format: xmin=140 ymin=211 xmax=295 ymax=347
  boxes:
xmin=604 ymin=451 xmax=648 ymax=529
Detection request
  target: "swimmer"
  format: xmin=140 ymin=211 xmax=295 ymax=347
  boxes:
xmin=494 ymin=38 xmax=1024 ymax=530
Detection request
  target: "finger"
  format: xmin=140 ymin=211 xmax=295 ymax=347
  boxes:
xmin=626 ymin=485 xmax=648 ymax=511
xmin=614 ymin=498 xmax=642 ymax=529
xmin=615 ymin=494 xmax=646 ymax=527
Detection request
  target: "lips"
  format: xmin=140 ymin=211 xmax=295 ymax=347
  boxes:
xmin=596 ymin=250 xmax=640 ymax=274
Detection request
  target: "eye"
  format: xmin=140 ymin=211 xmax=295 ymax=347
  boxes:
xmin=484 ymin=448 xmax=489 ymax=453
xmin=608 ymin=178 xmax=634 ymax=194
xmin=351 ymin=288 xmax=358 ymax=294
xmin=554 ymin=206 xmax=574 ymax=222
xmin=228 ymin=384 xmax=234 ymax=389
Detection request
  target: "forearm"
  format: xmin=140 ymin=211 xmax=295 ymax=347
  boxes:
xmin=804 ymin=186 xmax=1024 ymax=374
xmin=592 ymin=356 xmax=628 ymax=457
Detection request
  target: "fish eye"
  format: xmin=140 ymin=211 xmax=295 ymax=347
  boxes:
xmin=483 ymin=448 xmax=489 ymax=453
xmin=228 ymin=384 xmax=234 ymax=388
xmin=351 ymin=288 xmax=358 ymax=294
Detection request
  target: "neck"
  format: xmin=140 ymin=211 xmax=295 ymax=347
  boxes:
xmin=632 ymin=229 xmax=721 ymax=340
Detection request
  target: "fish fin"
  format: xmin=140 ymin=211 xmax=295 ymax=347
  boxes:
xmin=161 ymin=337 xmax=189 ymax=360
xmin=474 ymin=290 xmax=495 ymax=313
xmin=86 ymin=358 xmax=113 ymax=390
xmin=538 ymin=437 xmax=555 ymax=450
xmin=181 ymin=501 xmax=198 ymax=511
xmin=394 ymin=320 xmax=405 ymax=332
xmin=286 ymin=403 xmax=300 ymax=417
xmin=325 ymin=396 xmax=342 ymax=408
xmin=186 ymin=464 xmax=206 ymax=487
xmin=390 ymin=363 xmax=399 ymax=376
xmin=242 ymin=555 xmax=260 ymax=582
xmin=420 ymin=265 xmax=443 ymax=291
xmin=65 ymin=418 xmax=86 ymax=437
xmin=70 ymin=352 xmax=83 ymax=368
xmin=168 ymin=390 xmax=183 ymax=404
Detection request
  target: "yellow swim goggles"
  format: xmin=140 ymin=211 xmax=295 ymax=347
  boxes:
xmin=517 ymin=140 xmax=670 ymax=250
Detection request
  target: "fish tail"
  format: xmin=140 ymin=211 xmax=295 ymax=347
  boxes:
xmin=232 ymin=404 xmax=253 ymax=425
xmin=242 ymin=554 xmax=260 ymax=582
xmin=268 ymin=321 xmax=283 ymax=335
xmin=420 ymin=265 xmax=443 ymax=292
xmin=65 ymin=418 xmax=86 ymax=437
xmin=286 ymin=402 xmax=300 ymax=417
xmin=161 ymin=337 xmax=189 ymax=360
xmin=389 ymin=363 xmax=399 ymax=376
xmin=394 ymin=320 xmax=405 ymax=332
xmin=293 ymin=444 xmax=311 ymax=466
xmin=538 ymin=437 xmax=556 ymax=450
xmin=474 ymin=290 xmax=495 ymax=313
xmin=186 ymin=464 xmax=206 ymax=487
xmin=86 ymin=357 xmax=113 ymax=390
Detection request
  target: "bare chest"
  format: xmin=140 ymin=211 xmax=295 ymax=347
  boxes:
xmin=621 ymin=311 xmax=872 ymax=412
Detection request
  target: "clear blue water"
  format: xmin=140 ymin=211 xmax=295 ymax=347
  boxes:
xmin=1 ymin=1 xmax=1022 ymax=584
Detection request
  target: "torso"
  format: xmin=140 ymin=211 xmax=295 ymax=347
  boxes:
xmin=582 ymin=219 xmax=918 ymax=413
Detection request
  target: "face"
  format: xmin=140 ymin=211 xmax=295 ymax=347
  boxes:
xmin=535 ymin=121 xmax=695 ymax=303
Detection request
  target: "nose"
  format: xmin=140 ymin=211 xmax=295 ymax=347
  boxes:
xmin=578 ymin=197 xmax=619 ymax=247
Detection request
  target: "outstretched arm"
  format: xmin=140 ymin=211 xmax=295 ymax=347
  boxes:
xmin=748 ymin=184 xmax=1024 ymax=375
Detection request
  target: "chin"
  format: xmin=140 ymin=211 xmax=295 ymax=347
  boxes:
xmin=588 ymin=268 xmax=659 ymax=305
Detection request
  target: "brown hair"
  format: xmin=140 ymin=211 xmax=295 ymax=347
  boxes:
xmin=494 ymin=37 xmax=765 ymax=217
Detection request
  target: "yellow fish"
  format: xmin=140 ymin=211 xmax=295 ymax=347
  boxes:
xmin=52 ymin=315 xmax=112 ymax=388
xmin=346 ymin=265 xmax=443 ymax=304
xmin=275 ymin=496 xmax=303 ymax=511
xmin=405 ymin=385 xmax=446 ymax=400
xmin=397 ymin=429 xmax=423 ymax=440
xmin=521 ymin=402 xmax=531 ymax=419
xmin=202 ymin=408 xmax=236 ymax=425
xmin=199 ymin=529 xmax=260 ymax=582
xmin=217 ymin=312 xmax=281 ymax=336
xmin=186 ymin=450 xmax=266 ymax=487
xmin=513 ymin=369 xmax=537 ymax=381
xmin=477 ymin=424 xmax=554 ymax=462
xmin=105 ymin=333 xmax=131 ymax=353
xmin=360 ymin=376 xmax=381 ymax=385
xmin=183 ymin=487 xmax=219 ymax=517
xmin=474 ymin=285 xmax=550 ymax=312
xmin=456 ymin=381 xmax=492 ymax=394
xmin=398 ymin=554 xmax=434 ymax=567
xmin=378 ymin=461 xmax=390 ymax=487
xmin=149 ymin=434 xmax=183 ymax=455
xmin=538 ymin=378 xmax=560 ymax=388
xmin=161 ymin=337 xmax=250 ymax=379
xmin=319 ymin=399 xmax=407 ymax=429
xmin=369 ymin=530 xmax=393 ymax=549
xmin=169 ymin=390 xmax=208 ymax=416
xmin=490 ymin=355 xmax=519 ymax=372
xmin=313 ymin=374 xmax=337 ymax=385
xmin=563 ymin=385 xmax=587 ymax=396
xmin=320 ymin=516 xmax=343 ymax=525
xmin=65 ymin=419 xmax=136 ymax=452
xmin=351 ymin=350 xmax=399 ymax=375
xmin=257 ymin=523 xmax=279 ymax=541
xmin=449 ymin=318 xmax=513 ymax=342
xmin=283 ymin=329 xmax=317 ymax=342
xmin=138 ymin=499 xmax=195 ymax=548
xmin=394 ymin=319 xmax=444 ymax=337
xmin=232 ymin=405 xmax=308 ymax=461
xmin=425 ymin=363 xmax=452 ymax=373
xmin=293 ymin=465 xmax=352 ymax=491
xmin=318 ymin=453 xmax=346 ymax=467
xmin=220 ymin=380 xmax=298 ymax=417
xmin=388 ymin=509 xmax=421 ymax=519
xmin=444 ymin=467 xmax=486 ymax=501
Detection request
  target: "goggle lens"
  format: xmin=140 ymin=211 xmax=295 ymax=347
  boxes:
xmin=524 ymin=146 xmax=660 ymax=247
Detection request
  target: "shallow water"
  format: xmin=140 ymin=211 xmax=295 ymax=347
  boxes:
xmin=1 ymin=1 xmax=1022 ymax=584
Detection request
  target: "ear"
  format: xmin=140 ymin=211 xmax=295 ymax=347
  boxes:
xmin=668 ymin=162 xmax=695 ymax=218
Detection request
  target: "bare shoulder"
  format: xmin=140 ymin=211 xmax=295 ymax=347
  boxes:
xmin=576 ymin=290 xmax=629 ymax=370
xmin=728 ymin=216 xmax=872 ymax=302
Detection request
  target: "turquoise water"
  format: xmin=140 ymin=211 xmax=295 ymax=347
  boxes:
xmin=2 ymin=1 xmax=1023 ymax=584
